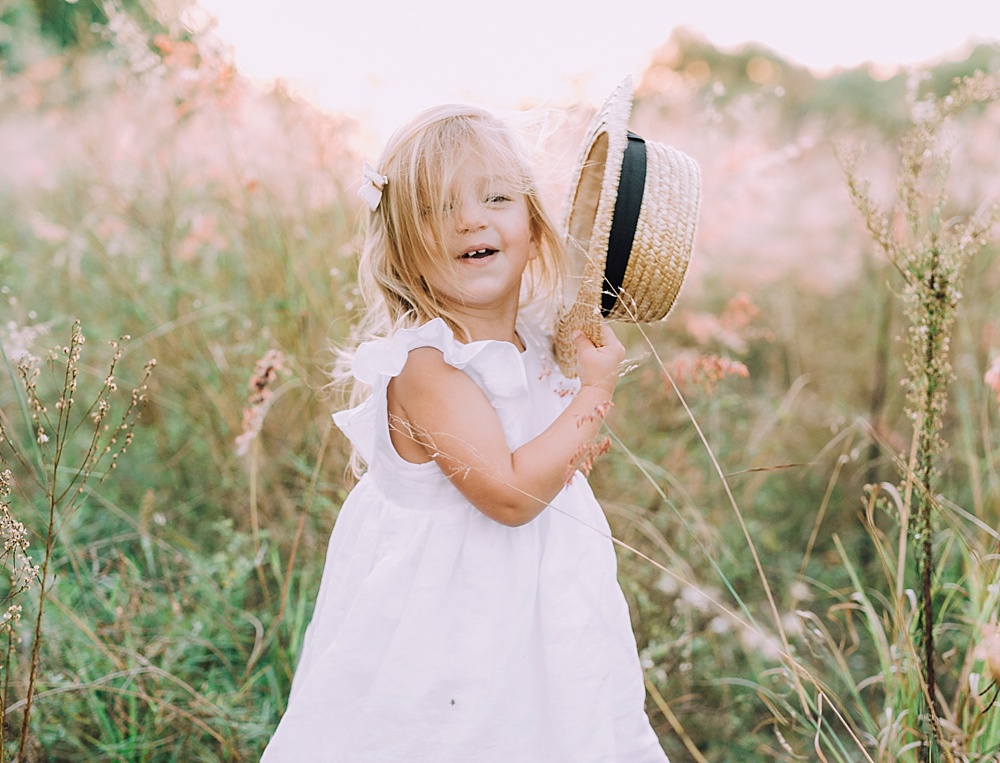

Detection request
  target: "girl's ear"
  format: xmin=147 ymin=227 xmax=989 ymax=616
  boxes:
xmin=528 ymin=223 xmax=542 ymax=261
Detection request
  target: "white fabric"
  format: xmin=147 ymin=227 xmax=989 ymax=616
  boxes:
xmin=262 ymin=318 xmax=668 ymax=762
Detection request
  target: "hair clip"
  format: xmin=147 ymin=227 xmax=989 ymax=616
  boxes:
xmin=358 ymin=161 xmax=388 ymax=211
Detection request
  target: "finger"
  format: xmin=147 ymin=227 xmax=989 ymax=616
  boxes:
xmin=599 ymin=322 xmax=622 ymax=349
xmin=571 ymin=330 xmax=595 ymax=349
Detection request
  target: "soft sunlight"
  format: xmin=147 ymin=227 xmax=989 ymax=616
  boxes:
xmin=194 ymin=0 xmax=1000 ymax=145
xmin=5 ymin=1 xmax=1000 ymax=758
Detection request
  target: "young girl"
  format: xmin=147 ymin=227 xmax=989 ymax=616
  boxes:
xmin=262 ymin=104 xmax=669 ymax=762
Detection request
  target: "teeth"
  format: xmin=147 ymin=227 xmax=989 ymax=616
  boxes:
xmin=462 ymin=248 xmax=493 ymax=259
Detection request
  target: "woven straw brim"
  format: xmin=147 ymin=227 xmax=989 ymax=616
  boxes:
xmin=553 ymin=80 xmax=632 ymax=377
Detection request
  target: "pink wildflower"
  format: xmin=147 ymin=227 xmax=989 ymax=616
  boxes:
xmin=685 ymin=292 xmax=769 ymax=352
xmin=564 ymin=437 xmax=613 ymax=484
xmin=575 ymin=400 xmax=614 ymax=427
xmin=975 ymin=624 xmax=1000 ymax=683
xmin=664 ymin=352 xmax=749 ymax=394
xmin=985 ymin=356 xmax=1000 ymax=407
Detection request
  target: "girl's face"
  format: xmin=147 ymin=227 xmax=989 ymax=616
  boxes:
xmin=426 ymin=160 xmax=536 ymax=316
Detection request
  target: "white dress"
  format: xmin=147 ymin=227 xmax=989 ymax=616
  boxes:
xmin=262 ymin=318 xmax=668 ymax=762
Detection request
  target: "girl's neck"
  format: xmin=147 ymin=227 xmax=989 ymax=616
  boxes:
xmin=453 ymin=304 xmax=521 ymax=348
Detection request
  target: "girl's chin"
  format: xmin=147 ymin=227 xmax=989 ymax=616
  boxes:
xmin=439 ymin=288 xmax=519 ymax=312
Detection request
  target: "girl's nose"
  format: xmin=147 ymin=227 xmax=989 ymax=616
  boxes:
xmin=454 ymin=196 xmax=486 ymax=233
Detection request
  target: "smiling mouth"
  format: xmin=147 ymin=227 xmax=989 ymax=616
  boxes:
xmin=459 ymin=248 xmax=497 ymax=260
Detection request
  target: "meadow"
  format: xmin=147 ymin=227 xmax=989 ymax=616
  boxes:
xmin=1 ymin=15 xmax=1000 ymax=762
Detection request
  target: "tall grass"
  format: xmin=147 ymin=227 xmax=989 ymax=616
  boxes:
xmin=1 ymin=23 xmax=1000 ymax=761
xmin=0 ymin=323 xmax=154 ymax=760
xmin=597 ymin=72 xmax=1000 ymax=760
xmin=1 ymin=32 xmax=358 ymax=759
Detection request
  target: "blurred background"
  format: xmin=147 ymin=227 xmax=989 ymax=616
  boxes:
xmin=194 ymin=0 xmax=1000 ymax=149
xmin=1 ymin=1 xmax=999 ymax=760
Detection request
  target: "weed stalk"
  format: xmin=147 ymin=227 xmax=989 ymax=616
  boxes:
xmin=842 ymin=71 xmax=1000 ymax=759
xmin=0 ymin=322 xmax=154 ymax=760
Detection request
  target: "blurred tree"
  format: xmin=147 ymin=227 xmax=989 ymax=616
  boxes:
xmin=649 ymin=27 xmax=1000 ymax=140
xmin=924 ymin=42 xmax=1000 ymax=98
xmin=31 ymin=0 xmax=110 ymax=50
xmin=812 ymin=67 xmax=910 ymax=134
xmin=0 ymin=0 xmax=43 ymax=69
xmin=1 ymin=0 xmax=187 ymax=72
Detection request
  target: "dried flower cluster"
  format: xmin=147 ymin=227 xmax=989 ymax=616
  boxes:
xmin=843 ymin=74 xmax=1000 ymax=529
xmin=842 ymin=73 xmax=1000 ymax=486
xmin=235 ymin=350 xmax=286 ymax=457
xmin=1 ymin=321 xmax=49 ymax=364
xmin=0 ymin=470 xmax=39 ymax=617
xmin=1 ymin=323 xmax=154 ymax=517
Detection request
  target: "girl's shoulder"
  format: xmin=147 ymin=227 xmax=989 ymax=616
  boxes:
xmin=335 ymin=320 xmax=467 ymax=467
xmin=389 ymin=343 xmax=461 ymax=391
xmin=349 ymin=318 xmax=530 ymax=401
xmin=350 ymin=319 xmax=456 ymax=386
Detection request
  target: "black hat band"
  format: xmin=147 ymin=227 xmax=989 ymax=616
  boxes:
xmin=601 ymin=132 xmax=647 ymax=316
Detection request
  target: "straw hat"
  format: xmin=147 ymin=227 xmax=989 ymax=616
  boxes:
xmin=555 ymin=77 xmax=701 ymax=376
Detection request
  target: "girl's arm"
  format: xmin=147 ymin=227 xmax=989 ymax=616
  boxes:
xmin=388 ymin=325 xmax=624 ymax=527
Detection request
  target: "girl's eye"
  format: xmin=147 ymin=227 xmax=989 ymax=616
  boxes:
xmin=486 ymin=194 xmax=512 ymax=204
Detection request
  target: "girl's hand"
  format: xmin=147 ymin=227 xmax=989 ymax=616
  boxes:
xmin=572 ymin=323 xmax=624 ymax=397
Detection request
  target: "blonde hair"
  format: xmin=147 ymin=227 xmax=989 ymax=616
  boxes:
xmin=336 ymin=105 xmax=568 ymax=471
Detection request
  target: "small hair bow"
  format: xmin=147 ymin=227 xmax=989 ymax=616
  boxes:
xmin=358 ymin=161 xmax=388 ymax=212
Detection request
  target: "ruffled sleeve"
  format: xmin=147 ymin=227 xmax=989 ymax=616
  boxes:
xmin=332 ymin=319 xmax=530 ymax=465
